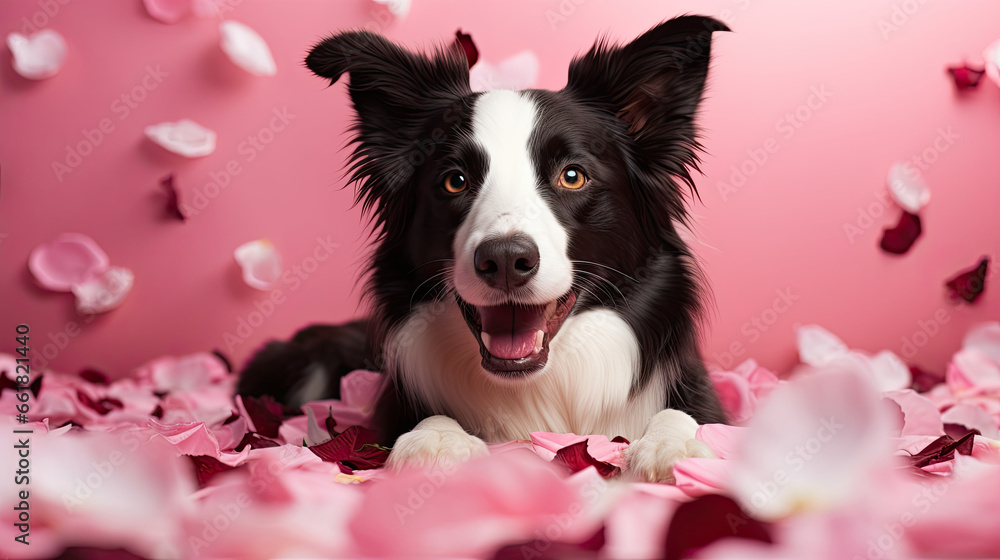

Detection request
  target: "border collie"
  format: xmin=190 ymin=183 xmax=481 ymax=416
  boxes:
xmin=238 ymin=15 xmax=729 ymax=482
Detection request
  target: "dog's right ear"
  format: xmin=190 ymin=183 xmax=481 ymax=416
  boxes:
xmin=305 ymin=31 xmax=470 ymax=217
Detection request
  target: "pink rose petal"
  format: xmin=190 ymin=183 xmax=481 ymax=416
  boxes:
xmin=983 ymin=38 xmax=1000 ymax=87
xmin=941 ymin=403 xmax=999 ymax=439
xmin=71 ymin=266 xmax=133 ymax=314
xmin=142 ymin=0 xmax=195 ymax=23
xmin=947 ymin=348 xmax=1000 ymax=396
xmin=963 ymin=321 xmax=1000 ymax=364
xmin=234 ymin=239 xmax=282 ymax=290
xmin=6 ymin=30 xmax=67 ymax=79
xmin=886 ymin=162 xmax=930 ymax=213
xmin=796 ymin=324 xmax=849 ymax=366
xmin=219 ymin=21 xmax=277 ymax=76
xmin=29 ymin=233 xmax=109 ymax=292
xmin=695 ymin=423 xmax=747 ymax=459
xmin=672 ymin=457 xmax=732 ymax=497
xmin=470 ymin=51 xmax=540 ymax=92
xmin=145 ymin=119 xmax=217 ymax=157
xmin=884 ymin=389 xmax=944 ymax=437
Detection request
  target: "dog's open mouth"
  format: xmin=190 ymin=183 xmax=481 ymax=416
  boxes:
xmin=458 ymin=291 xmax=578 ymax=377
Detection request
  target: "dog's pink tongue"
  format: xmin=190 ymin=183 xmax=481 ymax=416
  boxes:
xmin=477 ymin=304 xmax=546 ymax=360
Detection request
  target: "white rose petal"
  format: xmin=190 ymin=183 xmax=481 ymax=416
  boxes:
xmin=887 ymin=162 xmax=930 ymax=213
xmin=219 ymin=20 xmax=277 ymax=76
xmin=145 ymin=119 xmax=217 ymax=157
xmin=234 ymin=239 xmax=283 ymax=290
xmin=6 ymin=29 xmax=67 ymax=80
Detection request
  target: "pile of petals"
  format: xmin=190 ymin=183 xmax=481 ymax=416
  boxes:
xmin=2 ymin=323 xmax=999 ymax=559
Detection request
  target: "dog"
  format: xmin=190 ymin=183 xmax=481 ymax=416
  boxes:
xmin=237 ymin=15 xmax=729 ymax=482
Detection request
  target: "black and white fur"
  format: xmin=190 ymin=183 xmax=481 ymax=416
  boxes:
xmin=238 ymin=16 xmax=729 ymax=482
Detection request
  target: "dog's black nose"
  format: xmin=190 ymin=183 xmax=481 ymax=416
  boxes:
xmin=474 ymin=234 xmax=539 ymax=290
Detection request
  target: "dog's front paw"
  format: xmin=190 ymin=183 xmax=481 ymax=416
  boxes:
xmin=386 ymin=415 xmax=489 ymax=471
xmin=626 ymin=409 xmax=715 ymax=483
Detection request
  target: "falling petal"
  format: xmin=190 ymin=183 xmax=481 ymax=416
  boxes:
xmin=947 ymin=63 xmax=986 ymax=89
xmin=29 ymin=233 xmax=110 ymax=292
xmin=470 ymin=51 xmax=540 ymax=92
xmin=664 ymin=495 xmax=773 ymax=560
xmin=72 ymin=266 xmax=134 ymax=314
xmin=145 ymin=119 xmax=216 ymax=158
xmin=945 ymin=257 xmax=989 ymax=303
xmin=983 ymin=39 xmax=1000 ymax=87
xmin=886 ymin=162 xmax=930 ymax=213
xmin=372 ymin=0 xmax=411 ymax=18
xmin=6 ymin=29 xmax=67 ymax=79
xmin=219 ymin=20 xmax=277 ymax=76
xmin=879 ymin=211 xmax=922 ymax=255
xmin=234 ymin=239 xmax=283 ymax=290
xmin=160 ymin=174 xmax=186 ymax=221
xmin=142 ymin=0 xmax=194 ymax=23
xmin=454 ymin=29 xmax=478 ymax=68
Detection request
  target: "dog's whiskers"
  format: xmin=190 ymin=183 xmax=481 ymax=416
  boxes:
xmin=571 ymin=260 xmax=640 ymax=284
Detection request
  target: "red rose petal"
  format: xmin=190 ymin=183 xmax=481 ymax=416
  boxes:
xmin=454 ymin=29 xmax=479 ymax=68
xmin=76 ymin=390 xmax=124 ymax=415
xmin=160 ymin=174 xmax=186 ymax=221
xmin=947 ymin=64 xmax=985 ymax=90
xmin=241 ymin=395 xmax=284 ymax=438
xmin=610 ymin=435 xmax=630 ymax=444
xmin=79 ymin=368 xmax=110 ymax=385
xmin=665 ymin=494 xmax=774 ymax=560
xmin=553 ymin=440 xmax=621 ymax=478
xmin=909 ymin=365 xmax=944 ymax=393
xmin=945 ymin=257 xmax=989 ymax=303
xmin=908 ymin=429 xmax=977 ymax=469
xmin=308 ymin=425 xmax=388 ymax=472
xmin=879 ymin=211 xmax=922 ymax=254
xmin=189 ymin=455 xmax=237 ymax=488
xmin=235 ymin=432 xmax=281 ymax=452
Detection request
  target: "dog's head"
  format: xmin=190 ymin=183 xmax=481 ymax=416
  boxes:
xmin=307 ymin=16 xmax=727 ymax=379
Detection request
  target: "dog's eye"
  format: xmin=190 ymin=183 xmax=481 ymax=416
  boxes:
xmin=443 ymin=171 xmax=467 ymax=194
xmin=558 ymin=166 xmax=587 ymax=190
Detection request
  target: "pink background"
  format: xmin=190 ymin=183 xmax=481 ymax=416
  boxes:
xmin=1 ymin=0 xmax=997 ymax=380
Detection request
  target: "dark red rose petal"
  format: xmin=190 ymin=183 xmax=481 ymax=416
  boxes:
xmin=235 ymin=432 xmax=281 ymax=452
xmin=160 ymin=174 xmax=186 ymax=221
xmin=241 ymin=395 xmax=284 ymax=438
xmin=54 ymin=546 xmax=153 ymax=560
xmin=943 ymin=423 xmax=981 ymax=441
xmin=947 ymin=64 xmax=985 ymax=90
xmin=880 ymin=211 xmax=922 ymax=254
xmin=454 ymin=29 xmax=479 ymax=68
xmin=79 ymin=368 xmax=110 ymax=385
xmin=945 ymin=257 xmax=989 ymax=303
xmin=492 ymin=526 xmax=605 ymax=560
xmin=324 ymin=414 xmax=337 ymax=437
xmin=553 ymin=440 xmax=621 ymax=478
xmin=908 ymin=429 xmax=977 ymax=469
xmin=0 ymin=370 xmax=17 ymax=396
xmin=29 ymin=374 xmax=42 ymax=398
xmin=189 ymin=455 xmax=237 ymax=488
xmin=665 ymin=494 xmax=774 ymax=560
xmin=151 ymin=404 xmax=164 ymax=419
xmin=76 ymin=390 xmax=123 ymax=415
xmin=308 ymin=426 xmax=388 ymax=473
xmin=910 ymin=365 xmax=944 ymax=393
xmin=610 ymin=435 xmax=630 ymax=444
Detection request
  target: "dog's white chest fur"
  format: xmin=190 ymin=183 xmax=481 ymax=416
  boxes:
xmin=388 ymin=301 xmax=664 ymax=442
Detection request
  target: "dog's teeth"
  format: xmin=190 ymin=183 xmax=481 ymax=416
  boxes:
xmin=481 ymin=332 xmax=491 ymax=350
xmin=534 ymin=330 xmax=544 ymax=351
xmin=545 ymin=300 xmax=557 ymax=318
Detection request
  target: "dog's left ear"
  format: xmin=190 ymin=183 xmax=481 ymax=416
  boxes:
xmin=567 ymin=15 xmax=729 ymax=180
